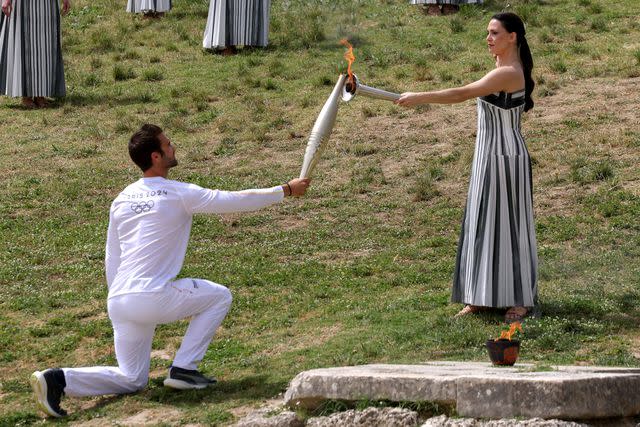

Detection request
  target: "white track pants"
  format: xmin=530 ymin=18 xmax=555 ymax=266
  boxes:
xmin=62 ymin=278 xmax=232 ymax=397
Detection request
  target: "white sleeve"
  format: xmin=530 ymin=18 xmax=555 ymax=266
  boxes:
xmin=105 ymin=209 xmax=121 ymax=288
xmin=181 ymin=183 xmax=285 ymax=214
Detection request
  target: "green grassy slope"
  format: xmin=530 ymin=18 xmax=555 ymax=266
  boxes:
xmin=1 ymin=0 xmax=639 ymax=424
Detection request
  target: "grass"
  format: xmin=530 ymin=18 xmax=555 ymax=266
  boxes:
xmin=1 ymin=0 xmax=640 ymax=425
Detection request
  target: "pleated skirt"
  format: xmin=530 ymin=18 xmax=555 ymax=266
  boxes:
xmin=127 ymin=0 xmax=172 ymax=13
xmin=451 ymin=98 xmax=538 ymax=308
xmin=203 ymin=0 xmax=269 ymax=49
xmin=0 ymin=0 xmax=65 ymax=97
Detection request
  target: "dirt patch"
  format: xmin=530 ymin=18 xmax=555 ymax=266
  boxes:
xmin=150 ymin=349 xmax=173 ymax=361
xmin=117 ymin=408 xmax=183 ymax=426
xmin=70 ymin=408 xmax=184 ymax=427
xmin=229 ymin=397 xmax=285 ymax=420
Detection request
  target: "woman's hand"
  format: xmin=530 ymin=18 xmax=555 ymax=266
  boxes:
xmin=395 ymin=92 xmax=425 ymax=108
xmin=61 ymin=0 xmax=70 ymax=15
xmin=2 ymin=0 xmax=12 ymax=17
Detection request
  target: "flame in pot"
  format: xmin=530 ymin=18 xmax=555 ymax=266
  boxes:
xmin=495 ymin=322 xmax=522 ymax=341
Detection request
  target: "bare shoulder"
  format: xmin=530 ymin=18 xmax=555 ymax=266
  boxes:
xmin=486 ymin=66 xmax=522 ymax=79
xmin=483 ymin=66 xmax=524 ymax=92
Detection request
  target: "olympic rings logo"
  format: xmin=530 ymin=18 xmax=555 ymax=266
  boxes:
xmin=130 ymin=200 xmax=155 ymax=214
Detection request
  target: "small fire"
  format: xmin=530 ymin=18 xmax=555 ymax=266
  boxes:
xmin=340 ymin=38 xmax=356 ymax=89
xmin=495 ymin=322 xmax=522 ymax=341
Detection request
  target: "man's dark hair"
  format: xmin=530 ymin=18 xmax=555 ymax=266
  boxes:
xmin=129 ymin=124 xmax=163 ymax=171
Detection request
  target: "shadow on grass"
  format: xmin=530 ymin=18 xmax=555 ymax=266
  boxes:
xmin=3 ymin=93 xmax=160 ymax=109
xmin=3 ymin=99 xmax=70 ymax=111
xmin=535 ymin=294 xmax=640 ymax=343
xmin=144 ymin=375 xmax=287 ymax=407
xmin=60 ymin=376 xmax=287 ymax=421
xmin=62 ymin=93 xmax=160 ymax=107
xmin=72 ymin=394 xmax=124 ymax=414
xmin=540 ymin=296 xmax=640 ymax=324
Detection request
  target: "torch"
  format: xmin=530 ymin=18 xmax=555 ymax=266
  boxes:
xmin=341 ymin=73 xmax=400 ymax=103
xmin=299 ymin=74 xmax=346 ymax=179
xmin=339 ymin=39 xmax=400 ymax=103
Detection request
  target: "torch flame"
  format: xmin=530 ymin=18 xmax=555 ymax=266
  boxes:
xmin=495 ymin=322 xmax=522 ymax=341
xmin=340 ymin=38 xmax=356 ymax=88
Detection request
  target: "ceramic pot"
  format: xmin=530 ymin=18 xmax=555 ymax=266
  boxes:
xmin=486 ymin=339 xmax=520 ymax=366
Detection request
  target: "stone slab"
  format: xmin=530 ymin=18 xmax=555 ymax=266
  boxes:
xmin=283 ymin=362 xmax=640 ymax=420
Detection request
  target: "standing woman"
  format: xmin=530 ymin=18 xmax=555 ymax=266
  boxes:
xmin=0 ymin=0 xmax=70 ymax=108
xmin=203 ymin=0 xmax=269 ymax=54
xmin=126 ymin=0 xmax=171 ymax=18
xmin=396 ymin=13 xmax=537 ymax=323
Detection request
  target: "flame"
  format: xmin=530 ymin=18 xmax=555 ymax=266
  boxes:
xmin=495 ymin=322 xmax=522 ymax=341
xmin=340 ymin=38 xmax=355 ymax=88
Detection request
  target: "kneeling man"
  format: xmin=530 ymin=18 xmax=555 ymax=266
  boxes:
xmin=31 ymin=124 xmax=310 ymax=417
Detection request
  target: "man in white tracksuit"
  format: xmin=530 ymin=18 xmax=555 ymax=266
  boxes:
xmin=30 ymin=124 xmax=310 ymax=417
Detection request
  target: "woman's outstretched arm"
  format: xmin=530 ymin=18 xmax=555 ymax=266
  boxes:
xmin=395 ymin=66 xmax=524 ymax=107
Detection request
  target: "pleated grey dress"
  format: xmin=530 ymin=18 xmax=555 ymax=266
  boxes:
xmin=410 ymin=0 xmax=482 ymax=4
xmin=127 ymin=0 xmax=172 ymax=14
xmin=451 ymin=90 xmax=538 ymax=308
xmin=203 ymin=0 xmax=269 ymax=50
xmin=0 ymin=0 xmax=65 ymax=97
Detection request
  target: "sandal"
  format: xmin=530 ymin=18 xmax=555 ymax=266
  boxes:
xmin=221 ymin=46 xmax=237 ymax=56
xmin=21 ymin=97 xmax=37 ymax=109
xmin=455 ymin=305 xmax=487 ymax=317
xmin=34 ymin=97 xmax=49 ymax=108
xmin=505 ymin=306 xmax=528 ymax=323
xmin=441 ymin=4 xmax=459 ymax=15
xmin=423 ymin=5 xmax=442 ymax=16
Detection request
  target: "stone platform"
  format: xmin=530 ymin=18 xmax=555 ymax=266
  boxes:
xmin=283 ymin=362 xmax=640 ymax=420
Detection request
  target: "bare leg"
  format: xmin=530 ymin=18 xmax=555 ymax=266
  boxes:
xmin=455 ymin=305 xmax=488 ymax=317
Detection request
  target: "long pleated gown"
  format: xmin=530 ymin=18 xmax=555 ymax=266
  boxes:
xmin=451 ymin=90 xmax=538 ymax=308
xmin=203 ymin=0 xmax=269 ymax=50
xmin=0 ymin=0 xmax=65 ymax=97
xmin=127 ymin=0 xmax=172 ymax=14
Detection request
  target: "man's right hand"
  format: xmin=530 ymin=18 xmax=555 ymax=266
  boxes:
xmin=286 ymin=178 xmax=310 ymax=197
xmin=2 ymin=0 xmax=12 ymax=17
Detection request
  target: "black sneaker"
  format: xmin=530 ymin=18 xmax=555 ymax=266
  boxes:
xmin=163 ymin=366 xmax=217 ymax=390
xmin=30 ymin=369 xmax=67 ymax=418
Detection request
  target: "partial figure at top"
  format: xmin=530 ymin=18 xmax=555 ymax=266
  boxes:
xmin=127 ymin=0 xmax=171 ymax=18
xmin=203 ymin=0 xmax=269 ymax=55
xmin=0 ymin=0 xmax=70 ymax=108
